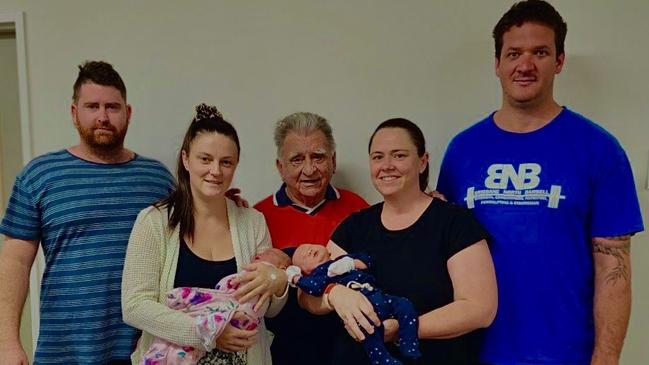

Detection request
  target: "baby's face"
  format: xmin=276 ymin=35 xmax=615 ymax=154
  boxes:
xmin=292 ymin=244 xmax=330 ymax=275
xmin=253 ymin=248 xmax=291 ymax=269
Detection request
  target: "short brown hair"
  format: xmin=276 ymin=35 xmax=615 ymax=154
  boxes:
xmin=493 ymin=0 xmax=567 ymax=60
xmin=72 ymin=60 xmax=127 ymax=103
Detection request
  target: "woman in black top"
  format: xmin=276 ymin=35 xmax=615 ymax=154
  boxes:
xmin=300 ymin=118 xmax=497 ymax=364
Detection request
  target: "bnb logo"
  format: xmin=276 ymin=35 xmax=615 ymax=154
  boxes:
xmin=464 ymin=163 xmax=565 ymax=209
xmin=485 ymin=163 xmax=541 ymax=190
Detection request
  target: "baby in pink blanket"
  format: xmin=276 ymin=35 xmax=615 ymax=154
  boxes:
xmin=142 ymin=248 xmax=291 ymax=365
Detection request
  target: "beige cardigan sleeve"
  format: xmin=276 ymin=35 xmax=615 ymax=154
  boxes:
xmin=121 ymin=207 xmax=205 ymax=349
xmin=249 ymin=209 xmax=288 ymax=318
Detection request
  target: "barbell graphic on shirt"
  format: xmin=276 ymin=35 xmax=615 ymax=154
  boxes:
xmin=464 ymin=185 xmax=566 ymax=209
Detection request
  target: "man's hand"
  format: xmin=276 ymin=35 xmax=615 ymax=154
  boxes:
xmin=0 ymin=340 xmax=29 ymax=365
xmin=426 ymin=190 xmax=447 ymax=201
xmin=0 ymin=236 xmax=38 ymax=365
xmin=591 ymin=235 xmax=632 ymax=365
xmin=225 ymin=188 xmax=249 ymax=208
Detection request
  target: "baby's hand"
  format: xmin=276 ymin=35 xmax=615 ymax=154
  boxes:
xmin=328 ymin=256 xmax=355 ymax=277
xmin=286 ymin=265 xmax=302 ymax=287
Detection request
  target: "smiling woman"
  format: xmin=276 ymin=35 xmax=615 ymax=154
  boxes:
xmin=121 ymin=103 xmax=288 ymax=365
xmin=299 ymin=118 xmax=498 ymax=365
xmin=369 ymin=121 xmax=430 ymax=199
xmin=182 ymin=132 xmax=238 ymax=201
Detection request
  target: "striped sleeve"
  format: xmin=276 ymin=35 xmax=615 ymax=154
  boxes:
xmin=0 ymin=170 xmax=42 ymax=241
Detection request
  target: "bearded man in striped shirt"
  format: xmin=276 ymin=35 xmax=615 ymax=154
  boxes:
xmin=0 ymin=60 xmax=174 ymax=365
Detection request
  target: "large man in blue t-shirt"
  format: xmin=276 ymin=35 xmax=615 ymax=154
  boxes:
xmin=437 ymin=1 xmax=644 ymax=365
xmin=0 ymin=61 xmax=174 ymax=364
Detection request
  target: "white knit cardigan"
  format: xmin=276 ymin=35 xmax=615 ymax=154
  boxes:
xmin=122 ymin=199 xmax=287 ymax=364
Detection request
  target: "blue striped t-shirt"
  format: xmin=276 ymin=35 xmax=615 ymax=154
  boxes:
xmin=0 ymin=149 xmax=174 ymax=364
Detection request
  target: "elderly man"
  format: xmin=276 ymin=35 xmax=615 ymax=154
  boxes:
xmin=255 ymin=112 xmax=368 ymax=365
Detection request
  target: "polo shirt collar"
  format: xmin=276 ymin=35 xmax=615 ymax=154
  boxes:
xmin=272 ymin=183 xmax=340 ymax=215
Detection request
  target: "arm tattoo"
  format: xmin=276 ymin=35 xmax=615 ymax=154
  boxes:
xmin=592 ymin=236 xmax=631 ymax=286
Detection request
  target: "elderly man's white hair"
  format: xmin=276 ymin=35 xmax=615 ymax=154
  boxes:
xmin=274 ymin=112 xmax=336 ymax=157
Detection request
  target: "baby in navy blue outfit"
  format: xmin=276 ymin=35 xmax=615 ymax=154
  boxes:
xmin=288 ymin=244 xmax=421 ymax=365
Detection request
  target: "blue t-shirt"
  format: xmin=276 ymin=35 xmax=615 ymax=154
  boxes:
xmin=437 ymin=108 xmax=644 ymax=365
xmin=0 ymin=150 xmax=174 ymax=364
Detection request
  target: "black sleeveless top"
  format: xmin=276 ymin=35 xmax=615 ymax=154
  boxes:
xmin=173 ymin=237 xmax=237 ymax=288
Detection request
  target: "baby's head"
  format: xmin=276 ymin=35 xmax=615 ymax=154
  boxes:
xmin=292 ymin=244 xmax=331 ymax=275
xmin=252 ymin=248 xmax=291 ymax=270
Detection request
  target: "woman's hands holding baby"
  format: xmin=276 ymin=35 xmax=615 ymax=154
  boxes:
xmin=327 ymin=285 xmax=381 ymax=342
xmin=214 ymin=312 xmax=258 ymax=352
xmin=233 ymin=263 xmax=288 ymax=312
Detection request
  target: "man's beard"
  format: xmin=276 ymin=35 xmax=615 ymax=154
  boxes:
xmin=76 ymin=119 xmax=128 ymax=153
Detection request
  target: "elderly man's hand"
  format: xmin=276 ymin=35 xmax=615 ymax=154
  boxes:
xmin=225 ymin=188 xmax=249 ymax=208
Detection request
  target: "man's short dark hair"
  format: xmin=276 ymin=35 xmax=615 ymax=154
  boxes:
xmin=493 ymin=0 xmax=567 ymax=60
xmin=72 ymin=60 xmax=127 ymax=103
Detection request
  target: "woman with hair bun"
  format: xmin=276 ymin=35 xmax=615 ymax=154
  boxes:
xmin=122 ymin=104 xmax=288 ymax=365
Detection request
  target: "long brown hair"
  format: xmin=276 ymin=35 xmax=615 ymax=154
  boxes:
xmin=155 ymin=104 xmax=240 ymax=240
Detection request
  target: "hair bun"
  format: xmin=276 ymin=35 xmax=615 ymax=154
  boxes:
xmin=193 ymin=103 xmax=223 ymax=122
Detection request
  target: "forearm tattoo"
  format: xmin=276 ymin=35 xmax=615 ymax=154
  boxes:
xmin=592 ymin=236 xmax=631 ymax=286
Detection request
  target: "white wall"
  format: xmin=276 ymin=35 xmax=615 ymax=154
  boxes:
xmin=0 ymin=1 xmax=646 ymax=363
xmin=0 ymin=35 xmax=22 ymax=209
xmin=0 ymin=31 xmax=32 ymax=360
